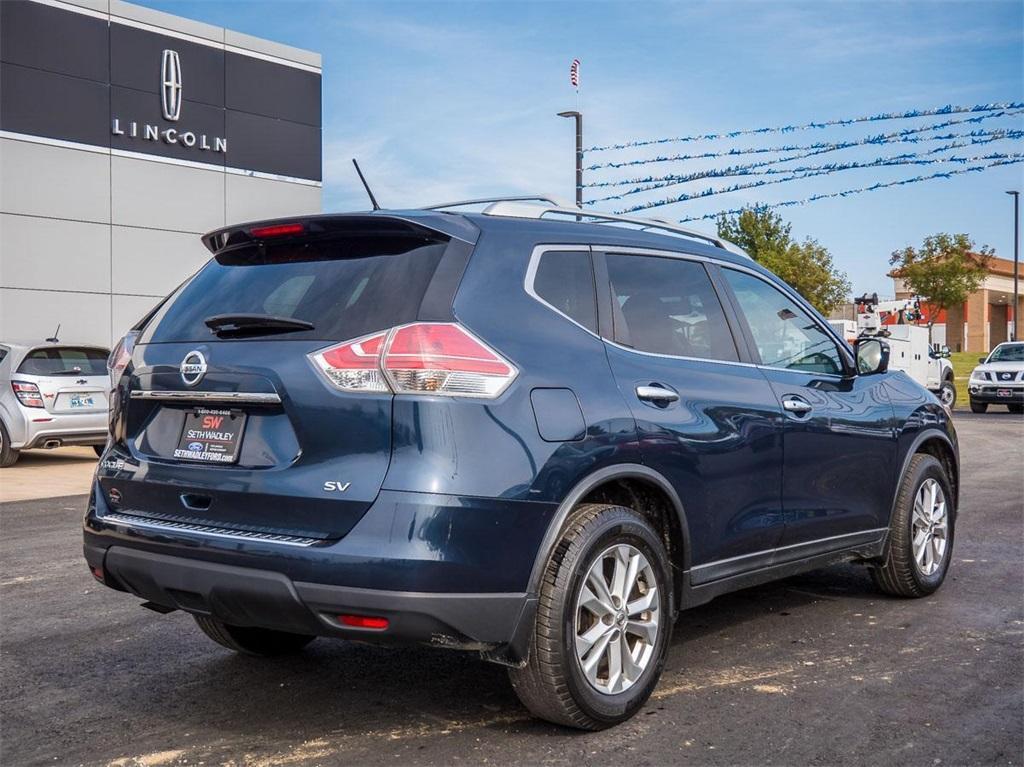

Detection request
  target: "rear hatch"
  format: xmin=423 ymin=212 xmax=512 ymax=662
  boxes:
xmin=106 ymin=215 xmax=474 ymax=540
xmin=14 ymin=346 xmax=109 ymax=414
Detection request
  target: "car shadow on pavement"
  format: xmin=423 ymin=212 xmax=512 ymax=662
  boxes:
xmin=101 ymin=563 xmax=884 ymax=749
xmin=9 ymin=446 xmax=97 ymax=466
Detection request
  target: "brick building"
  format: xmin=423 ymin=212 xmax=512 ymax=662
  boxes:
xmin=889 ymin=255 xmax=1022 ymax=352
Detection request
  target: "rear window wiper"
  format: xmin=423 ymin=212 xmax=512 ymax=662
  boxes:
xmin=204 ymin=313 xmax=314 ymax=337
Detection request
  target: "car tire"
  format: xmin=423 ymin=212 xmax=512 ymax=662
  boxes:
xmin=193 ymin=615 xmax=315 ymax=656
xmin=937 ymin=380 xmax=956 ymax=408
xmin=0 ymin=421 xmax=19 ymax=468
xmin=872 ymin=453 xmax=955 ymax=598
xmin=1008 ymin=404 xmax=1023 ymax=415
xmin=508 ymin=503 xmax=673 ymax=730
xmin=970 ymin=400 xmax=987 ymax=414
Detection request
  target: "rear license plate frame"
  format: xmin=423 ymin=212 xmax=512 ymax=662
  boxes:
xmin=173 ymin=407 xmax=247 ymax=464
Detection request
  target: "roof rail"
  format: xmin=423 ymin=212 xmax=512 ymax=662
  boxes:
xmin=423 ymin=195 xmax=574 ymax=211
xmin=476 ymin=200 xmax=749 ymax=257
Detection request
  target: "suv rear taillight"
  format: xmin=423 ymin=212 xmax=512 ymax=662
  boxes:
xmin=12 ymin=381 xmax=44 ymax=408
xmin=310 ymin=323 xmax=517 ymax=399
xmin=107 ymin=330 xmax=139 ymax=388
xmin=310 ymin=330 xmax=390 ymax=393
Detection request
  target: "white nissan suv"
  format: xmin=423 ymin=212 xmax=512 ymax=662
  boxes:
xmin=968 ymin=341 xmax=1024 ymax=414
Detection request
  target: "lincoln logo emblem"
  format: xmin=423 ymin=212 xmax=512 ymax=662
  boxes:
xmin=161 ymin=49 xmax=182 ymax=121
xmin=180 ymin=350 xmax=207 ymax=387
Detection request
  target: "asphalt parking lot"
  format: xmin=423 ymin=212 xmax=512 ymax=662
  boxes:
xmin=1 ymin=412 xmax=1021 ymax=767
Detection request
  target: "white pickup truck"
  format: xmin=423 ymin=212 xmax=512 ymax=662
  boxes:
xmin=830 ymin=295 xmax=956 ymax=408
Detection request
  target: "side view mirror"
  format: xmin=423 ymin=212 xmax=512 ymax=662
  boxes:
xmin=856 ymin=337 xmax=890 ymax=375
xmin=978 ymin=357 xmax=987 ymax=364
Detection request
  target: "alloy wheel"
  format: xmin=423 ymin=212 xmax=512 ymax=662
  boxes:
xmin=911 ymin=478 xmax=948 ymax=576
xmin=574 ymin=543 xmax=660 ymax=695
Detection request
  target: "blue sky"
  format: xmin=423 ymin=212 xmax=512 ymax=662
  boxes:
xmin=140 ymin=0 xmax=1023 ymax=295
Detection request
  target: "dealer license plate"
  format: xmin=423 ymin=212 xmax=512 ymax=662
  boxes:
xmin=997 ymin=388 xmax=1013 ymax=398
xmin=173 ymin=408 xmax=247 ymax=463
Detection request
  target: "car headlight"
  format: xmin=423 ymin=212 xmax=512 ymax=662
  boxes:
xmin=970 ymin=369 xmax=990 ymax=382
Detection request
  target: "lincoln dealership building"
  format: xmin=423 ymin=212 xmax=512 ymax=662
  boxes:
xmin=0 ymin=0 xmax=323 ymax=347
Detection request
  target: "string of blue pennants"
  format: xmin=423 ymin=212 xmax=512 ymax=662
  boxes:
xmin=584 ymin=111 xmax=1022 ymax=174
xmin=581 ymin=101 xmax=1023 ymax=218
xmin=614 ymin=152 xmax=1024 ymax=213
xmin=590 ymin=133 xmax=1024 ymax=206
xmin=673 ymin=158 xmax=1024 ymax=223
xmin=586 ymin=101 xmax=1023 ymax=152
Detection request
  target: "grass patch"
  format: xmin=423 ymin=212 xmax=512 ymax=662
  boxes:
xmin=949 ymin=351 xmax=987 ymax=408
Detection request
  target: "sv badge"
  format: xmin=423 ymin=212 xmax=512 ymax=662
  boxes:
xmin=323 ymin=481 xmax=351 ymax=493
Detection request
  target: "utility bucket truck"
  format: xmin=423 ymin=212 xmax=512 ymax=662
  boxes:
xmin=830 ymin=294 xmax=956 ymax=408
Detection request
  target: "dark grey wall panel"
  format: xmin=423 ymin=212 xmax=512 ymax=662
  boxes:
xmin=225 ymin=52 xmax=321 ymax=127
xmin=0 ymin=0 xmax=108 ymax=83
xmin=0 ymin=63 xmax=110 ymax=146
xmin=110 ymin=23 xmax=225 ymax=107
xmin=1 ymin=1 xmax=321 ymax=180
xmin=110 ymin=87 xmax=226 ymax=166
xmin=225 ymin=111 xmax=321 ymax=181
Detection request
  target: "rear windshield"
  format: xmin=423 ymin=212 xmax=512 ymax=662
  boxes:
xmin=17 ymin=347 xmax=108 ymax=376
xmin=141 ymin=233 xmax=450 ymax=344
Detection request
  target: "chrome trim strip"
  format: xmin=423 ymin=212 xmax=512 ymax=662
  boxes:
xmin=523 ymin=244 xmax=760 ymax=369
xmin=100 ymin=512 xmax=319 ymax=547
xmin=690 ymin=528 xmax=889 ymax=572
xmin=129 ymin=390 xmax=282 ymax=404
xmin=523 ymin=244 xmax=598 ymax=336
xmin=523 ymin=242 xmax=853 ymax=374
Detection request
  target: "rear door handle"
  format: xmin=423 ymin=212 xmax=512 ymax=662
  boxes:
xmin=636 ymin=385 xmax=679 ymax=403
xmin=781 ymin=395 xmax=812 ymax=415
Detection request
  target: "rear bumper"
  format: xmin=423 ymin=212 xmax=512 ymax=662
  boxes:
xmin=83 ymin=480 xmax=554 ymax=660
xmin=11 ymin=408 xmax=108 ymax=449
xmin=84 ymin=543 xmax=535 ymax=654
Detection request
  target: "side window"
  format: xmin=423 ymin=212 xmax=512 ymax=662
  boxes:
xmin=532 ymin=250 xmax=598 ymax=333
xmin=723 ymin=269 xmax=844 ymax=375
xmin=605 ymin=254 xmax=738 ymax=361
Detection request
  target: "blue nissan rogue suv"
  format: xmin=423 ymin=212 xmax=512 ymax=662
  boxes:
xmin=85 ymin=198 xmax=958 ymax=729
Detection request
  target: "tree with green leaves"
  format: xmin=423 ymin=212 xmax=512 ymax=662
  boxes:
xmin=888 ymin=233 xmax=993 ymax=337
xmin=716 ymin=206 xmax=851 ymax=315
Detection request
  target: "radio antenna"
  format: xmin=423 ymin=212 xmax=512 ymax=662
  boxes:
xmin=46 ymin=324 xmax=61 ymax=343
xmin=352 ymin=159 xmax=381 ymax=211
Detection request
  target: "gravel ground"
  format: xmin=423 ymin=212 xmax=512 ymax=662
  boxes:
xmin=1 ymin=412 xmax=1021 ymax=766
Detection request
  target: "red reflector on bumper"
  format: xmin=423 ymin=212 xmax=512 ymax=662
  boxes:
xmin=338 ymin=614 xmax=388 ymax=630
xmin=90 ymin=566 xmax=104 ymax=582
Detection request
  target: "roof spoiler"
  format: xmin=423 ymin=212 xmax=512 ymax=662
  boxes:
xmin=201 ymin=212 xmax=479 ymax=254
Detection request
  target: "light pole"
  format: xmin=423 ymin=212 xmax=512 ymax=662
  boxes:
xmin=1008 ymin=190 xmax=1020 ymax=341
xmin=558 ymin=111 xmax=583 ymax=208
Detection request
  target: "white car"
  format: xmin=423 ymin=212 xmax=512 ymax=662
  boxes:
xmin=0 ymin=341 xmax=110 ymax=467
xmin=968 ymin=341 xmax=1024 ymax=414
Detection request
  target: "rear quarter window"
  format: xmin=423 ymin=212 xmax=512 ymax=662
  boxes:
xmin=531 ymin=250 xmax=598 ymax=333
